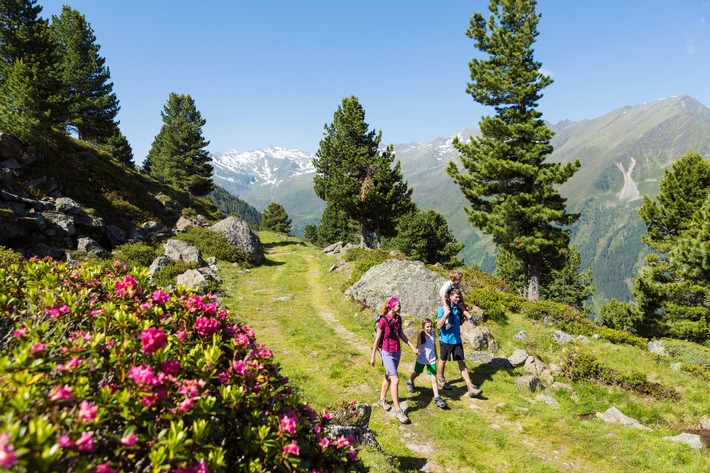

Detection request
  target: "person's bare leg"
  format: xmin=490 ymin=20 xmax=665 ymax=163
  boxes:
xmin=389 ymin=375 xmax=401 ymax=411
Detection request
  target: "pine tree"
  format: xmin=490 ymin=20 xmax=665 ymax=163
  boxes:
xmin=634 ymin=152 xmax=710 ymax=342
xmin=147 ymin=92 xmax=213 ymax=196
xmin=98 ymin=123 xmax=133 ymax=165
xmin=313 ymin=96 xmax=413 ymax=248
xmin=0 ymin=0 xmax=65 ymax=141
xmin=390 ymin=209 xmax=463 ymax=267
xmin=50 ymin=5 xmax=119 ymax=142
xmin=447 ymin=0 xmax=579 ymax=300
xmin=260 ymin=202 xmax=292 ymax=234
xmin=315 ymin=200 xmax=358 ymax=246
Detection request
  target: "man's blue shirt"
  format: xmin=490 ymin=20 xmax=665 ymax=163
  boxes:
xmin=437 ymin=304 xmax=462 ymax=344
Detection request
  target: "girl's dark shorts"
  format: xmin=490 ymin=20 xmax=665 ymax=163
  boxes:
xmin=439 ymin=342 xmax=465 ymax=361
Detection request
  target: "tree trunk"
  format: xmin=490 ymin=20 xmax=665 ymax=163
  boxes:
xmin=359 ymin=219 xmax=369 ymax=248
xmin=526 ymin=255 xmax=541 ymax=301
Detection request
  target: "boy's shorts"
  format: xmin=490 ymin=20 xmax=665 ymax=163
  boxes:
xmin=439 ymin=342 xmax=465 ymax=361
xmin=381 ymin=350 xmax=401 ymax=377
xmin=414 ymin=362 xmax=437 ymax=376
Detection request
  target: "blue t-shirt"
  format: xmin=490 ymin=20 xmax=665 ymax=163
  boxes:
xmin=437 ymin=304 xmax=462 ymax=345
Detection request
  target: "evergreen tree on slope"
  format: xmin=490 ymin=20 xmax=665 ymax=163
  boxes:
xmin=447 ymin=0 xmax=579 ymax=300
xmin=0 ymin=0 xmax=66 ymax=141
xmin=50 ymin=5 xmax=119 ymax=143
xmin=260 ymin=202 xmax=292 ymax=234
xmin=313 ymin=96 xmax=413 ymax=248
xmin=147 ymin=92 xmax=213 ymax=196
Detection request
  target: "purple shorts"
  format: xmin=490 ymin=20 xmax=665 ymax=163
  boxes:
xmin=381 ymin=350 xmax=401 ymax=377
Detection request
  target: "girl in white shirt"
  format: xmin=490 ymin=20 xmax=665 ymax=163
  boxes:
xmin=406 ymin=318 xmax=447 ymax=409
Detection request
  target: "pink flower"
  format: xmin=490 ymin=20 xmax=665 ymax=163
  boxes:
xmin=175 ymin=330 xmax=189 ymax=341
xmin=31 ymin=342 xmax=45 ymax=354
xmin=217 ymin=309 xmax=228 ymax=319
xmin=319 ymin=437 xmax=330 ymax=449
xmin=335 ymin=435 xmax=351 ymax=448
xmin=178 ymin=379 xmax=203 ymax=398
xmin=96 ymin=461 xmax=116 ymax=473
xmin=161 ymin=360 xmax=181 ymax=375
xmin=177 ymin=398 xmax=194 ymax=412
xmin=75 ymin=432 xmax=94 ymax=452
xmin=78 ymin=400 xmax=98 ymax=423
xmin=217 ymin=371 xmax=231 ymax=384
xmin=203 ymin=302 xmax=218 ymax=316
xmin=120 ymin=432 xmax=138 ymax=446
xmin=65 ymin=357 xmax=82 ymax=370
xmin=90 ymin=308 xmax=103 ymax=317
xmin=233 ymin=333 xmax=249 ymax=346
xmin=140 ymin=327 xmax=167 ymax=354
xmin=45 ymin=304 xmax=70 ymax=317
xmin=186 ymin=295 xmax=204 ymax=312
xmin=50 ymin=385 xmax=73 ymax=402
xmin=129 ymin=365 xmax=158 ymax=387
xmin=232 ymin=360 xmax=246 ymax=376
xmin=13 ymin=327 xmax=28 ymax=337
xmin=140 ymin=390 xmax=165 ymax=408
xmin=254 ymin=347 xmax=274 ymax=358
xmin=139 ymin=301 xmax=153 ymax=311
xmin=115 ymin=275 xmax=137 ymax=296
xmin=152 ymin=290 xmax=170 ymax=304
xmin=194 ymin=317 xmax=221 ymax=337
xmin=279 ymin=412 xmax=297 ymax=435
xmin=346 ymin=446 xmax=358 ymax=462
xmin=57 ymin=434 xmax=74 ymax=448
xmin=242 ymin=326 xmax=255 ymax=338
xmin=282 ymin=440 xmax=300 ymax=457
xmin=0 ymin=434 xmax=17 ymax=468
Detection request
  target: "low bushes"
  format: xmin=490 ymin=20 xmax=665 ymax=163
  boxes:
xmin=176 ymin=227 xmax=249 ymax=265
xmin=0 ymin=258 xmax=364 ymax=472
xmin=341 ymin=248 xmax=398 ymax=289
xmin=561 ymin=350 xmax=679 ymax=401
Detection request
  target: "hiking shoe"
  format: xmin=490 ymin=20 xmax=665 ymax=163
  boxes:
xmin=394 ymin=409 xmax=409 ymax=424
xmin=437 ymin=378 xmax=452 ymax=390
xmin=406 ymin=380 xmax=415 ymax=393
xmin=434 ymin=396 xmax=447 ymax=409
xmin=467 ymin=386 xmax=483 ymax=398
xmin=377 ymin=398 xmax=391 ymax=412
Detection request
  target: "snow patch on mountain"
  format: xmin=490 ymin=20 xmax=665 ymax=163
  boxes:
xmin=212 ymin=145 xmax=315 ymax=188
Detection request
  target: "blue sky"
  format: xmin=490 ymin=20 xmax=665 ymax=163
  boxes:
xmin=40 ymin=1 xmax=709 ymax=162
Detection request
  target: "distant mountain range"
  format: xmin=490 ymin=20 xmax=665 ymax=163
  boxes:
xmin=211 ymin=96 xmax=710 ymax=309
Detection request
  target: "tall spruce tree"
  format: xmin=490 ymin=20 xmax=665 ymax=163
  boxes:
xmin=0 ymin=0 xmax=65 ymax=141
xmin=147 ymin=92 xmax=213 ymax=196
xmin=633 ymin=152 xmax=710 ymax=342
xmin=50 ymin=5 xmax=119 ymax=142
xmin=447 ymin=0 xmax=579 ymax=300
xmin=313 ymin=96 xmax=413 ymax=248
xmin=260 ymin=202 xmax=292 ymax=234
xmin=390 ymin=209 xmax=463 ymax=267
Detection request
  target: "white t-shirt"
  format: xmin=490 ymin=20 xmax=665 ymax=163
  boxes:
xmin=439 ymin=281 xmax=460 ymax=299
xmin=416 ymin=332 xmax=437 ymax=365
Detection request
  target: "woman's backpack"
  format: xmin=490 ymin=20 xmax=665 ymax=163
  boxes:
xmin=374 ymin=313 xmax=395 ymax=350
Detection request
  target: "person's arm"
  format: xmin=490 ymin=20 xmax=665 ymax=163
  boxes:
xmin=436 ymin=309 xmax=449 ymax=330
xmin=399 ymin=326 xmax=419 ymax=355
xmin=370 ymin=326 xmax=383 ymax=366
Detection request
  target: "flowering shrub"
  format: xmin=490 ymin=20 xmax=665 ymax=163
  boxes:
xmin=0 ymin=258 xmax=365 ymax=472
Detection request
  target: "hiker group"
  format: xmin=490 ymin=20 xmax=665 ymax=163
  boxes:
xmin=369 ymin=270 xmax=483 ymax=424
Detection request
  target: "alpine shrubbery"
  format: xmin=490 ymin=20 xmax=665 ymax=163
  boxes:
xmin=0 ymin=258 xmax=364 ymax=472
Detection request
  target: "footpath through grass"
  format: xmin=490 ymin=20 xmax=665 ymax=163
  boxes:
xmin=219 ymin=232 xmax=710 ymax=473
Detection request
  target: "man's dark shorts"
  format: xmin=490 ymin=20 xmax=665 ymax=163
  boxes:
xmin=439 ymin=341 xmax=465 ymax=361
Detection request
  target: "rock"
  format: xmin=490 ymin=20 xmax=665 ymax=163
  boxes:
xmin=175 ymin=216 xmax=195 ymax=232
xmin=670 ymin=362 xmax=682 ymax=371
xmin=141 ymin=221 xmax=163 ymax=234
xmin=488 ymin=339 xmax=499 ymax=353
xmin=513 ymin=330 xmax=529 ymax=341
xmin=466 ymin=352 xmax=493 ymax=364
xmin=523 ymin=356 xmax=546 ymax=376
xmin=508 ymin=349 xmax=529 ymax=367
xmin=0 ymin=133 xmax=39 ymax=167
xmin=323 ymin=241 xmax=344 ymax=254
xmin=176 ymin=269 xmax=209 ymax=293
xmin=552 ymin=330 xmax=575 ymax=344
xmin=550 ymin=382 xmax=575 ymax=395
xmin=535 ymin=394 xmax=559 ymax=407
xmin=325 ymin=403 xmax=379 ymax=449
xmin=148 ymin=254 xmax=172 ymax=276
xmin=0 ymin=158 xmax=20 ymax=169
xmin=466 ymin=325 xmax=494 ymax=351
xmin=54 ymin=197 xmax=84 ymax=215
xmin=104 ymin=224 xmax=127 ymax=248
xmin=648 ymin=340 xmax=668 ymax=356
xmin=489 ymin=357 xmax=514 ymax=370
xmin=206 ymin=256 xmax=217 ymax=265
xmin=164 ymin=239 xmax=205 ymax=265
xmin=515 ymin=375 xmax=543 ymax=392
xmin=697 ymin=417 xmax=710 ymax=431
xmin=210 ymin=216 xmax=265 ymax=265
xmin=344 ymin=259 xmax=444 ymax=319
xmin=662 ymin=433 xmax=704 ymax=450
xmin=592 ymin=334 xmax=600 ymax=339
xmin=576 ymin=335 xmax=591 ymax=344
xmin=539 ymin=369 xmax=554 ymax=385
xmin=76 ymin=236 xmax=105 ymax=255
xmin=595 ymin=407 xmax=651 ymax=431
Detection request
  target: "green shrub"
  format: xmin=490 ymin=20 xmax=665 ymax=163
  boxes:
xmin=469 ymin=288 xmax=521 ymax=322
xmin=661 ymin=338 xmax=710 ymax=369
xmin=177 ymin=227 xmax=249 ymax=265
xmin=0 ymin=246 xmax=24 ymax=267
xmin=151 ymin=260 xmax=200 ymax=289
xmin=112 ymin=242 xmax=161 ymax=269
xmin=599 ymin=299 xmax=642 ymax=334
xmin=560 ymin=350 xmax=679 ymax=401
xmin=0 ymin=259 xmax=365 ymax=472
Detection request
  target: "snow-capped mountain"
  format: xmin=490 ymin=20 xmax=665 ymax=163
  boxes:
xmin=212 ymin=145 xmax=315 ymax=191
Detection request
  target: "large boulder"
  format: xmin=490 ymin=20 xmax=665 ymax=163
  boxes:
xmin=344 ymin=259 xmax=445 ymax=319
xmin=210 ymin=216 xmax=265 ymax=265
xmin=164 ymin=239 xmax=205 ymax=265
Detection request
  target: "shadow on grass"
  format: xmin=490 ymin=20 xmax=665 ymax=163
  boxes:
xmin=260 ymin=258 xmax=286 ymax=267
xmin=392 ymin=455 xmax=429 ymax=472
xmin=262 ymin=240 xmax=303 ymax=249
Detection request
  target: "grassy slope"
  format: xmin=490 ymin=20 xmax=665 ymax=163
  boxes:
xmin=219 ymin=232 xmax=710 ymax=473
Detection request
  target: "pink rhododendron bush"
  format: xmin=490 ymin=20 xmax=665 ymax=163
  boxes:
xmin=0 ymin=258 xmax=365 ymax=472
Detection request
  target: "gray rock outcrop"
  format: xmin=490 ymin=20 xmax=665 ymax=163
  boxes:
xmin=210 ymin=216 xmax=265 ymax=265
xmin=164 ymin=239 xmax=205 ymax=265
xmin=595 ymin=407 xmax=651 ymax=431
xmin=662 ymin=433 xmax=704 ymax=450
xmin=344 ymin=259 xmax=445 ymax=319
